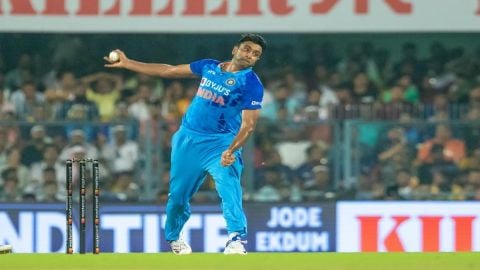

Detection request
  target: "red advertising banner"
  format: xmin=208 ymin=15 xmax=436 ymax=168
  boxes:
xmin=0 ymin=0 xmax=478 ymax=32
xmin=337 ymin=202 xmax=480 ymax=252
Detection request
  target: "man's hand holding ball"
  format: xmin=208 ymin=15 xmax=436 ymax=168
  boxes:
xmin=104 ymin=49 xmax=127 ymax=68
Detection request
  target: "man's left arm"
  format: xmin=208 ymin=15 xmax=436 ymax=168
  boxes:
xmin=221 ymin=109 xmax=260 ymax=167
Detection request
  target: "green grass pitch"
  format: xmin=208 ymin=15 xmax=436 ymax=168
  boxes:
xmin=2 ymin=253 xmax=479 ymax=270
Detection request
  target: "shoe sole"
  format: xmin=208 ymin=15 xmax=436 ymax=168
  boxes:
xmin=173 ymin=252 xmax=192 ymax=255
xmin=0 ymin=245 xmax=12 ymax=254
xmin=223 ymin=249 xmax=247 ymax=255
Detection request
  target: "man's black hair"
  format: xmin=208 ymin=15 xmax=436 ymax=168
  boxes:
xmin=237 ymin=34 xmax=267 ymax=52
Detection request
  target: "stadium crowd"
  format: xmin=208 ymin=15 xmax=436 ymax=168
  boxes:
xmin=0 ymin=35 xmax=480 ymax=203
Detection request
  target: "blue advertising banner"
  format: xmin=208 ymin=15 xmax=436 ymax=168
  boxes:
xmin=0 ymin=203 xmax=335 ymax=253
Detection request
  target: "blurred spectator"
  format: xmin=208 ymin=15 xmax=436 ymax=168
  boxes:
xmin=422 ymin=94 xmax=450 ymax=120
xmin=331 ymin=82 xmax=356 ymax=120
xmin=383 ymin=74 xmax=419 ymax=104
xmin=417 ymin=144 xmax=459 ymax=185
xmin=107 ymin=171 xmax=140 ymax=202
xmin=10 ymin=80 xmax=45 ymax=120
xmin=0 ymin=76 xmax=15 ymax=115
xmin=128 ymin=83 xmax=152 ymax=122
xmin=303 ymin=114 xmax=332 ymax=145
xmin=355 ymin=171 xmax=386 ymax=200
xmin=59 ymin=129 xmax=98 ymax=161
xmin=417 ymin=124 xmax=466 ymax=164
xmin=376 ymin=127 xmax=414 ymax=184
xmin=30 ymin=103 xmax=53 ymax=122
xmin=356 ymin=120 xmax=384 ymax=167
xmin=255 ymin=149 xmax=295 ymax=189
xmin=0 ymin=167 xmax=22 ymax=202
xmin=91 ymin=133 xmax=113 ymax=180
xmin=448 ymin=173 xmax=468 ymax=201
xmin=302 ymin=165 xmax=336 ymax=201
xmin=38 ymin=168 xmax=62 ymax=202
xmin=5 ymin=148 xmax=30 ymax=192
xmin=393 ymin=42 xmax=425 ymax=83
xmin=459 ymin=146 xmax=480 ymax=171
xmin=275 ymin=129 xmax=311 ymax=170
xmin=251 ymin=168 xmax=284 ymax=202
xmin=465 ymin=170 xmax=480 ymax=200
xmin=301 ymin=90 xmax=321 ymax=121
xmin=303 ymin=88 xmax=336 ymax=121
xmin=296 ymin=144 xmax=328 ymax=184
xmin=428 ymin=170 xmax=452 ymax=199
xmin=262 ymin=84 xmax=301 ymax=121
xmin=283 ymin=70 xmax=307 ymax=105
xmin=111 ymin=101 xmax=138 ymax=139
xmin=44 ymin=71 xmax=79 ymax=118
xmin=20 ymin=125 xmax=52 ymax=167
xmin=161 ymin=81 xmax=185 ymax=122
xmin=396 ymin=73 xmax=419 ymax=103
xmin=0 ymin=114 xmax=20 ymax=148
xmin=4 ymin=53 xmax=35 ymax=91
xmin=351 ymin=71 xmax=378 ymax=104
xmin=83 ymin=72 xmax=123 ymax=121
xmin=385 ymin=169 xmax=414 ymax=200
xmin=44 ymin=71 xmax=78 ymax=100
xmin=102 ymin=125 xmax=139 ymax=174
xmin=139 ymin=99 xmax=167 ymax=140
xmin=367 ymin=48 xmax=393 ymax=90
xmin=259 ymin=80 xmax=276 ymax=120
xmin=317 ymin=84 xmax=339 ymax=113
xmin=337 ymin=43 xmax=365 ymax=82
xmin=56 ymin=82 xmax=99 ymax=121
xmin=124 ymin=73 xmax=164 ymax=100
xmin=29 ymin=144 xmax=64 ymax=195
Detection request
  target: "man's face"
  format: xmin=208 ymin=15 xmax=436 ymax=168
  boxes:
xmin=114 ymin=131 xmax=126 ymax=143
xmin=74 ymin=84 xmax=87 ymax=97
xmin=435 ymin=125 xmax=451 ymax=141
xmin=232 ymin=41 xmax=262 ymax=68
xmin=22 ymin=83 xmax=36 ymax=97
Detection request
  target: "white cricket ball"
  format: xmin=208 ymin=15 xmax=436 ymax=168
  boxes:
xmin=109 ymin=51 xmax=119 ymax=62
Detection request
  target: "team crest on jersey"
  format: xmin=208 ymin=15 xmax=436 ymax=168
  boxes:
xmin=225 ymin=78 xmax=236 ymax=86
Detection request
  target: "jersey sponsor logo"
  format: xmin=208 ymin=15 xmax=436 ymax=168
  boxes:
xmin=225 ymin=78 xmax=236 ymax=86
xmin=251 ymin=101 xmax=261 ymax=106
xmin=196 ymin=88 xmax=226 ymax=106
xmin=200 ymin=77 xmax=231 ymax=96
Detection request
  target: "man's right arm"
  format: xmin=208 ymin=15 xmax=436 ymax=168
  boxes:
xmin=104 ymin=49 xmax=197 ymax=79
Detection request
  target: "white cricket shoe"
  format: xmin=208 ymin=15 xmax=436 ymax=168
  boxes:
xmin=169 ymin=239 xmax=192 ymax=255
xmin=0 ymin=245 xmax=12 ymax=254
xmin=223 ymin=234 xmax=247 ymax=255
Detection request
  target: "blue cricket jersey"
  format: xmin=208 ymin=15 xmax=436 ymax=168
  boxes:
xmin=182 ymin=59 xmax=264 ymax=135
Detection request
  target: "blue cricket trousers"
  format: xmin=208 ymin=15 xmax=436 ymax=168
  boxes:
xmin=164 ymin=126 xmax=247 ymax=241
